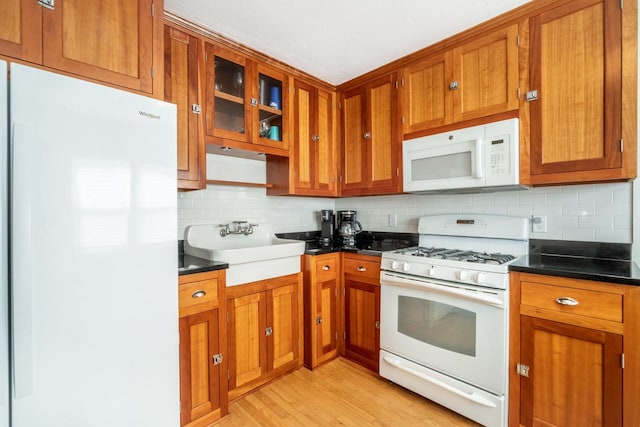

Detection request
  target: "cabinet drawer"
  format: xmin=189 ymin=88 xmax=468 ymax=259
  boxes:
xmin=343 ymin=257 xmax=380 ymax=281
xmin=521 ymin=281 xmax=622 ymax=323
xmin=315 ymin=257 xmax=338 ymax=282
xmin=179 ymin=278 xmax=219 ymax=316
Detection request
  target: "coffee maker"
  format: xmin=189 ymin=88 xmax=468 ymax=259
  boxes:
xmin=336 ymin=210 xmax=363 ymax=248
xmin=319 ymin=210 xmax=334 ymax=247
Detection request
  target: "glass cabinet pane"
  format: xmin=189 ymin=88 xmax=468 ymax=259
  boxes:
xmin=258 ymin=73 xmax=283 ymax=142
xmin=214 ymin=56 xmax=245 ymax=134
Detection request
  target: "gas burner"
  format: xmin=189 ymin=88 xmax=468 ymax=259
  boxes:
xmin=394 ymin=246 xmax=516 ymax=265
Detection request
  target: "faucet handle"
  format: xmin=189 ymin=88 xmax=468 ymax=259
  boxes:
xmin=232 ymin=220 xmax=248 ymax=224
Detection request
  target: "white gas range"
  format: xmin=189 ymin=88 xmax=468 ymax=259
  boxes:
xmin=379 ymin=214 xmax=529 ymax=427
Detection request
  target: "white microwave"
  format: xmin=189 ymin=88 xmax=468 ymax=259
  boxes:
xmin=403 ymin=118 xmax=526 ymax=193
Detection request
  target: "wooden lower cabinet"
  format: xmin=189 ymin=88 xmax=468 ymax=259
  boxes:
xmin=342 ymin=253 xmax=381 ymax=372
xmin=519 ymin=315 xmax=622 ymax=426
xmin=509 ymin=272 xmax=640 ymax=427
xmin=303 ymin=253 xmax=341 ymax=369
xmin=178 ymin=270 xmax=228 ymax=427
xmin=226 ymin=273 xmax=303 ymax=400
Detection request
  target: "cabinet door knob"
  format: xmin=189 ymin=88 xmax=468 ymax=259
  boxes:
xmin=312 ymin=134 xmax=320 ymax=142
xmin=555 ymin=297 xmax=579 ymax=306
xmin=449 ymin=81 xmax=459 ymax=91
xmin=357 ymin=266 xmax=366 ymax=272
xmin=363 ymin=132 xmax=371 ymax=140
xmin=250 ymin=98 xmax=258 ymax=106
xmin=192 ymin=290 xmax=206 ymax=298
xmin=316 ymin=316 xmax=323 ymax=325
xmin=322 ymin=265 xmax=330 ymax=271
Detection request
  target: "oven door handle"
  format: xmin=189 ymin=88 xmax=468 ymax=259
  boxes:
xmin=380 ymin=272 xmax=505 ymax=309
xmin=382 ymin=355 xmax=497 ymax=408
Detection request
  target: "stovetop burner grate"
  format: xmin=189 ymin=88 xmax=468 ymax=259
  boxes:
xmin=394 ymin=246 xmax=516 ymax=265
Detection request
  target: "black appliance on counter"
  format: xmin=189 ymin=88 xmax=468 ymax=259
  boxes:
xmin=319 ymin=209 xmax=334 ymax=247
xmin=335 ymin=210 xmax=363 ymax=248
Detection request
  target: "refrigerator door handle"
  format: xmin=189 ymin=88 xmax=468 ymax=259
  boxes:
xmin=11 ymin=122 xmax=34 ymax=398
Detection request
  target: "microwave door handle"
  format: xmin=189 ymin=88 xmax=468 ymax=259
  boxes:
xmin=474 ymin=138 xmax=484 ymax=178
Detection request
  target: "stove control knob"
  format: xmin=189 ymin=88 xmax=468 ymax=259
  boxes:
xmin=402 ymin=262 xmax=411 ymax=272
xmin=475 ymin=272 xmax=487 ymax=284
xmin=457 ymin=270 xmax=469 ymax=281
xmin=428 ymin=266 xmax=436 ymax=276
xmin=390 ymin=261 xmax=399 ymax=270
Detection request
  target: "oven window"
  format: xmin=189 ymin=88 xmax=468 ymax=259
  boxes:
xmin=397 ymin=295 xmax=476 ymax=357
xmin=411 ymin=151 xmax=472 ymax=181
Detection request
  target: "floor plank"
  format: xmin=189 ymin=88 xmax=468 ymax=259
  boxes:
xmin=216 ymin=358 xmax=481 ymax=426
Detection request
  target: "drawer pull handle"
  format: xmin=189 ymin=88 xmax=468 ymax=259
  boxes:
xmin=357 ymin=266 xmax=367 ymax=272
xmin=555 ymin=297 xmax=578 ymax=306
xmin=322 ymin=265 xmax=330 ymax=271
xmin=192 ymin=290 xmax=206 ymax=299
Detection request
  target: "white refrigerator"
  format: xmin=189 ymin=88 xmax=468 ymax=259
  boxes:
xmin=1 ymin=62 xmax=180 ymax=426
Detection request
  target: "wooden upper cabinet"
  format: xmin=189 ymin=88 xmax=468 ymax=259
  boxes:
xmin=204 ymin=43 xmax=290 ymax=156
xmin=0 ymin=0 xmax=42 ymax=63
xmin=452 ymin=24 xmax=519 ymax=122
xmin=341 ymin=88 xmax=366 ymax=190
xmin=402 ymin=52 xmax=452 ymax=134
xmin=402 ymin=24 xmax=518 ymax=136
xmin=0 ymin=0 xmax=159 ymax=94
xmin=44 ymin=0 xmax=157 ymax=93
xmin=341 ymin=72 xmax=401 ymax=196
xmin=285 ymin=79 xmax=336 ymax=196
xmin=164 ymin=25 xmax=206 ymax=190
xmin=204 ymin=45 xmax=250 ymax=144
xmin=528 ymin=0 xmax=626 ymax=183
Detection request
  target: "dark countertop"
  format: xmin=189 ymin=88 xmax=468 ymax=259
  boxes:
xmin=509 ymin=239 xmax=640 ymax=286
xmin=277 ymin=230 xmax=418 ymax=257
xmin=178 ymin=246 xmax=228 ymax=276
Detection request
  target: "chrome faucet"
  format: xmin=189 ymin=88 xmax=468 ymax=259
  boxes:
xmin=218 ymin=221 xmax=258 ymax=237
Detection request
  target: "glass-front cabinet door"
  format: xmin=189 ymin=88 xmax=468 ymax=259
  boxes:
xmin=205 ymin=45 xmax=249 ymax=143
xmin=256 ymin=65 xmax=287 ymax=150
xmin=205 ymin=43 xmax=289 ymax=153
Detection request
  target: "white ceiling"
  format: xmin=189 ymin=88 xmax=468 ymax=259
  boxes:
xmin=165 ymin=0 xmax=532 ymax=86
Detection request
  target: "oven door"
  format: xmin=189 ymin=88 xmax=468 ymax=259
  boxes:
xmin=380 ymin=271 xmax=507 ymax=395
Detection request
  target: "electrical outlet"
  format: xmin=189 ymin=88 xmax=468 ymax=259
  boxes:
xmin=388 ymin=213 xmax=397 ymax=227
xmin=532 ymin=215 xmax=547 ymax=233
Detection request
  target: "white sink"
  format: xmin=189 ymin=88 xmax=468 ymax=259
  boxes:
xmin=184 ymin=223 xmax=304 ymax=286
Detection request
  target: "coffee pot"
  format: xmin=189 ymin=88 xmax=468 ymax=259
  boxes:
xmin=336 ymin=210 xmax=362 ymax=248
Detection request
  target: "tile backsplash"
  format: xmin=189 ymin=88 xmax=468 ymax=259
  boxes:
xmin=337 ymin=183 xmax=632 ymax=243
xmin=177 ymin=154 xmax=632 ymax=244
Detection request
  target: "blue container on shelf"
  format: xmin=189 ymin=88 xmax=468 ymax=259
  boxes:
xmin=268 ymin=125 xmax=280 ymax=141
xmin=269 ymin=86 xmax=281 ymax=110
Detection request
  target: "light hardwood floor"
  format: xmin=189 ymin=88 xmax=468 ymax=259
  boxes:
xmin=216 ymin=358 xmax=481 ymax=426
